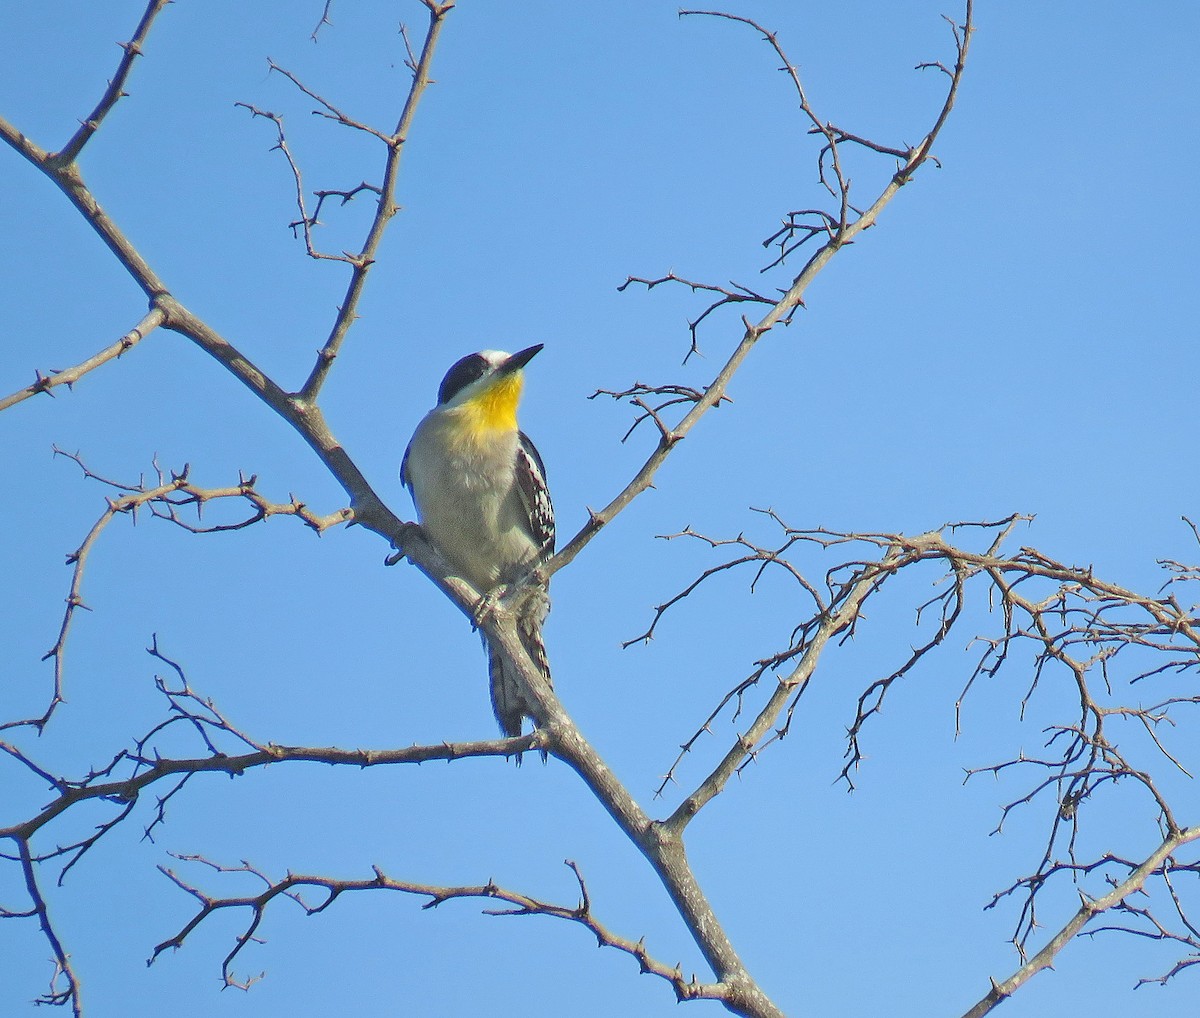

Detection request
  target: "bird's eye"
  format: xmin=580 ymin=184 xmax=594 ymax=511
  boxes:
xmin=438 ymin=353 xmax=490 ymax=404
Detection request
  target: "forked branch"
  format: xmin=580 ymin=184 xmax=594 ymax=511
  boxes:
xmin=634 ymin=510 xmax=1200 ymax=1007
xmin=0 ymin=6 xmax=981 ymax=1018
xmin=572 ymin=3 xmax=974 ymax=574
xmin=153 ymin=855 xmax=730 ymax=1003
xmin=2 ymin=452 xmax=351 ymax=734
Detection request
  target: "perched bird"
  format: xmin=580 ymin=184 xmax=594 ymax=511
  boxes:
xmin=401 ymin=345 xmax=555 ymax=740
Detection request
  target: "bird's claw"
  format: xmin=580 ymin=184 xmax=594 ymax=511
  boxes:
xmin=471 ymin=584 xmax=509 ymax=630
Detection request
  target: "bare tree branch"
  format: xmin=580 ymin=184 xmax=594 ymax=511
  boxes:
xmin=616 ymin=273 xmax=783 ymax=363
xmin=2 ymin=452 xmax=351 ymax=734
xmin=52 ymin=0 xmax=173 ymax=166
xmin=0 ymin=6 xmax=990 ymax=1018
xmin=310 ymin=1 xmax=335 ymax=43
xmin=558 ymin=2 xmax=974 ymax=579
xmin=234 ymin=102 xmax=361 ymax=264
xmin=2 ymin=717 xmax=543 ymax=853
xmin=12 ymin=838 xmax=83 ymax=1016
xmin=0 ymin=305 xmax=165 ymax=413
xmin=152 ymin=856 xmax=733 ymax=1004
xmin=623 ymin=504 xmax=1200 ymax=1006
xmin=297 ymin=3 xmax=451 ymax=401
xmin=588 ymin=383 xmax=733 ymax=444
xmin=960 ymin=826 xmax=1200 ymax=1018
xmin=0 ymin=7 xmax=435 ymax=568
xmin=267 ymin=60 xmax=394 ymax=142
xmin=664 ymin=538 xmax=905 ymax=831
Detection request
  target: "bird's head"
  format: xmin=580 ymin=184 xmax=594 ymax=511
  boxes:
xmin=436 ymin=344 xmax=543 ymax=435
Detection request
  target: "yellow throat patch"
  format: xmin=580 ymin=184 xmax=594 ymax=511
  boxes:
xmin=458 ymin=372 xmax=523 ymax=437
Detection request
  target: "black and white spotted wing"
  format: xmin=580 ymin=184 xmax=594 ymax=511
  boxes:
xmin=515 ymin=431 xmax=554 ymax=560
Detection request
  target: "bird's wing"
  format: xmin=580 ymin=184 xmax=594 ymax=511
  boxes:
xmin=400 ymin=439 xmax=413 ymax=492
xmin=515 ymin=431 xmax=555 ymax=557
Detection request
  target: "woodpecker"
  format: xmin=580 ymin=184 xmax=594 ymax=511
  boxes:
xmin=401 ymin=345 xmax=554 ymax=741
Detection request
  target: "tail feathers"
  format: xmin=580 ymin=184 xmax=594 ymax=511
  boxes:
xmin=487 ymin=641 xmax=529 ymax=739
xmin=487 ymin=617 xmax=552 ymax=762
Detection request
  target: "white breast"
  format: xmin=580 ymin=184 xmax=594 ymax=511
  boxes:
xmin=403 ymin=410 xmax=536 ymax=592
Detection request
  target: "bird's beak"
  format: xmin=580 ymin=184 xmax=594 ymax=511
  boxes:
xmin=498 ymin=344 xmax=543 ymax=375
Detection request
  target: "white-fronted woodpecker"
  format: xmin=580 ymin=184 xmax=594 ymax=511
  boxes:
xmin=401 ymin=345 xmax=554 ymax=740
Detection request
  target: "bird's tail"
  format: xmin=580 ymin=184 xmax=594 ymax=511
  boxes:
xmin=486 ymin=597 xmax=551 ymax=760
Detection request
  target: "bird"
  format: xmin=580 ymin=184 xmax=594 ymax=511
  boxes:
xmin=401 ymin=345 xmax=555 ymax=744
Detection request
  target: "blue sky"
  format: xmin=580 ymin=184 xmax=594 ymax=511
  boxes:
xmin=2 ymin=2 xmax=1199 ymax=1016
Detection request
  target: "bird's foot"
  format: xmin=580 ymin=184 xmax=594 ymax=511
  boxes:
xmin=471 ymin=584 xmax=509 ymax=631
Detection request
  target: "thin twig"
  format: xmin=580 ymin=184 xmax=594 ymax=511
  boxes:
xmin=52 ymin=0 xmax=173 ymax=166
xmin=0 ymin=304 xmax=165 ymax=413
xmin=152 ymin=856 xmax=730 ymax=1004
